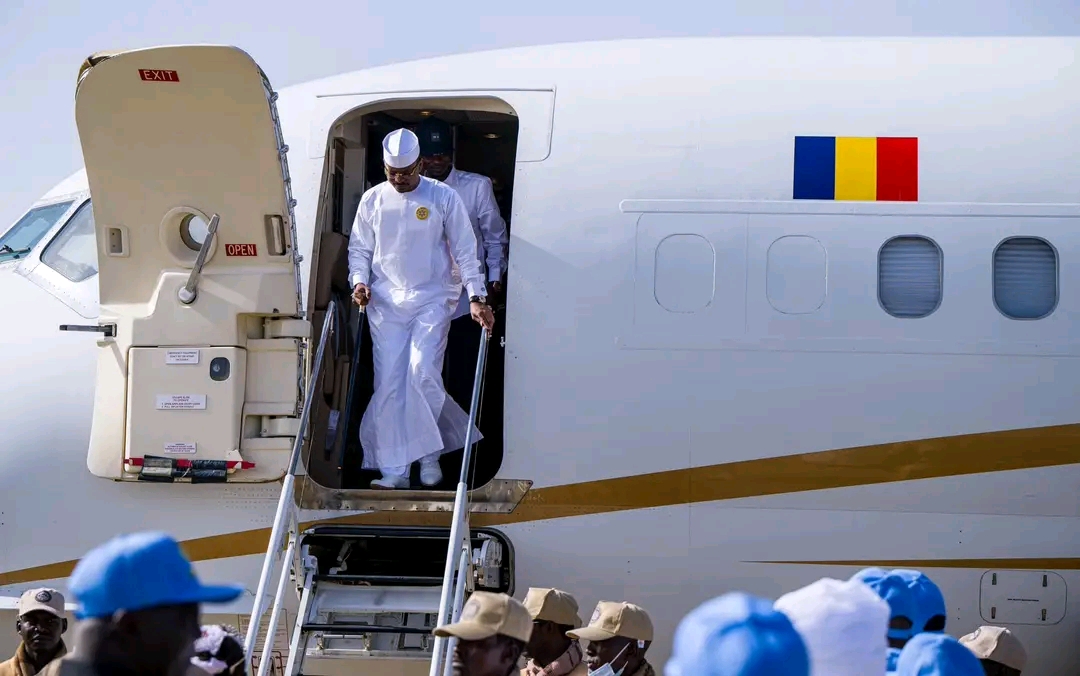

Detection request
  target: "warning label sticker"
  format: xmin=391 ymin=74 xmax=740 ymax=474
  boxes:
xmin=164 ymin=442 xmax=197 ymax=454
xmin=155 ymin=394 xmax=207 ymax=410
xmin=165 ymin=349 xmax=200 ymax=365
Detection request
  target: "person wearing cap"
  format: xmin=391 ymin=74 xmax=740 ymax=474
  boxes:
xmin=348 ymin=126 xmax=494 ymax=490
xmin=38 ymin=531 xmax=244 ymax=676
xmin=432 ymin=591 xmax=532 ymax=676
xmin=569 ymin=602 xmax=655 ymax=676
xmin=958 ymin=626 xmax=1027 ymax=676
xmin=895 ymin=632 xmax=984 ymax=676
xmin=773 ymin=577 xmax=890 ymax=676
xmin=851 ymin=568 xmax=947 ymax=650
xmin=520 ymin=588 xmax=586 ymax=676
xmin=665 ymin=592 xmax=809 ymax=676
xmin=415 ymin=117 xmax=509 ymax=437
xmin=0 ymin=589 xmax=68 ymax=676
xmin=416 ymin=116 xmax=508 ymax=310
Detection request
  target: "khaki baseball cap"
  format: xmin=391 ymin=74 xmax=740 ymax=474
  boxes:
xmin=18 ymin=588 xmax=65 ymax=618
xmin=433 ymin=591 xmax=533 ymax=644
xmin=959 ymin=626 xmax=1027 ymax=671
xmin=523 ymin=588 xmax=582 ymax=627
xmin=568 ymin=601 xmax=653 ymax=643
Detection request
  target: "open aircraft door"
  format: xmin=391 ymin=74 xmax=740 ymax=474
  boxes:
xmin=72 ymin=46 xmax=307 ymax=482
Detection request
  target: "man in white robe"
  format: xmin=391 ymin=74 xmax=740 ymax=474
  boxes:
xmin=348 ymin=128 xmax=495 ymax=490
xmin=416 ymin=117 xmax=509 ymax=426
xmin=416 ymin=116 xmax=508 ymax=316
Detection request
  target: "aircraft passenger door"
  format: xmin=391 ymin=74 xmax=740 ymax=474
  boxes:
xmin=73 ymin=46 xmax=306 ymax=482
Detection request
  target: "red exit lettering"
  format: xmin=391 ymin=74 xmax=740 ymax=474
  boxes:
xmin=225 ymin=244 xmax=258 ymax=257
xmin=138 ymin=69 xmax=179 ymax=82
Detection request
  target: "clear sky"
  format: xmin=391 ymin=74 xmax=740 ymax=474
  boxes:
xmin=1 ymin=0 xmax=1076 ymax=229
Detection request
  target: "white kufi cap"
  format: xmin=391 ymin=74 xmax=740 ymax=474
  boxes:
xmin=383 ymin=128 xmax=420 ymax=169
xmin=774 ymin=577 xmax=890 ymax=676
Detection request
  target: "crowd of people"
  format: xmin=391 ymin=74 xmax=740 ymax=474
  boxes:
xmin=3 ymin=530 xmax=1030 ymax=676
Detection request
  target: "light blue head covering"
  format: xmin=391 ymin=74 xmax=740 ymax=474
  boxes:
xmin=851 ymin=568 xmax=947 ymax=643
xmin=665 ymin=592 xmax=809 ymax=676
xmin=895 ymin=633 xmax=983 ymax=676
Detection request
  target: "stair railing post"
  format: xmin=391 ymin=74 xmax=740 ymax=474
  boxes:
xmin=429 ymin=328 xmax=490 ymax=676
xmin=244 ymin=302 xmax=336 ymax=666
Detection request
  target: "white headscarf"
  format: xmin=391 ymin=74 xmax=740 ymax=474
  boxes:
xmin=191 ymin=624 xmax=243 ymax=675
xmin=774 ymin=577 xmax=891 ymax=676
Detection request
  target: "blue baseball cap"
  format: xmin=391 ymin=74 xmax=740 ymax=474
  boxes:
xmin=69 ymin=531 xmax=244 ymax=619
xmin=851 ymin=568 xmax=946 ymax=642
xmin=665 ymin=592 xmax=809 ymax=676
xmin=416 ymin=117 xmax=453 ymax=157
xmin=895 ymin=633 xmax=983 ymax=676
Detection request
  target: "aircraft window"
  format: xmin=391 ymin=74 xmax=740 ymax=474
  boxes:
xmin=993 ymin=236 xmax=1058 ymax=320
xmin=41 ymin=200 xmax=98 ymax=282
xmin=180 ymin=213 xmax=211 ymax=251
xmin=877 ymin=236 xmax=942 ymax=318
xmin=0 ymin=200 xmax=74 ymax=262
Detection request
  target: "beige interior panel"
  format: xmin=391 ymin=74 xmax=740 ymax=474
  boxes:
xmin=76 ymin=45 xmax=303 ymax=481
xmin=125 ymin=347 xmax=247 ymax=465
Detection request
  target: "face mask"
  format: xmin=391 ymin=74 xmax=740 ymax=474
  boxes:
xmin=589 ymin=641 xmax=631 ymax=676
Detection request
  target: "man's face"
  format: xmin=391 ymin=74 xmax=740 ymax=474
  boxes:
xmin=123 ymin=603 xmax=201 ymax=674
xmin=385 ymin=161 xmax=421 ymax=192
xmin=421 ymin=153 xmax=452 ymax=181
xmin=584 ymin=637 xmax=631 ymax=673
xmin=17 ymin=611 xmax=65 ymax=654
xmin=452 ymin=636 xmax=514 ymax=676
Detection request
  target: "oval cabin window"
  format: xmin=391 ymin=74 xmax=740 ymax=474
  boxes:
xmin=993 ymin=237 xmax=1058 ymax=320
xmin=878 ymin=236 xmax=943 ymax=318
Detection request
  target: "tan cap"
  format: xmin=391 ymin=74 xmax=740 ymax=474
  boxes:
xmin=568 ymin=601 xmax=653 ymax=643
xmin=18 ymin=588 xmax=65 ymax=618
xmin=959 ymin=626 xmax=1027 ymax=671
xmin=433 ymin=591 xmax=532 ymax=644
xmin=523 ymin=588 xmax=582 ymax=627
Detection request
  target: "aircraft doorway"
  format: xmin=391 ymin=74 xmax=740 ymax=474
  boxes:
xmin=306 ymin=103 xmax=519 ymax=493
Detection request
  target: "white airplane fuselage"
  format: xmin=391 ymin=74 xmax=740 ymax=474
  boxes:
xmin=2 ymin=37 xmax=1079 ymax=674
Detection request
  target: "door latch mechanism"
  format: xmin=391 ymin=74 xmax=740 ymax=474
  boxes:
xmin=59 ymin=323 xmax=117 ymax=338
xmin=178 ymin=213 xmax=221 ymax=305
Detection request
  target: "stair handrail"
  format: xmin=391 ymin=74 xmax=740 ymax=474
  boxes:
xmin=429 ymin=327 xmax=491 ymax=676
xmin=244 ymin=300 xmax=338 ymax=667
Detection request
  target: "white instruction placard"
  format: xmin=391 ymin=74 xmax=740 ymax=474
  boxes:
xmin=165 ymin=349 xmax=200 ymax=365
xmin=164 ymin=442 xmax=197 ymax=454
xmin=155 ymin=394 xmax=207 ymax=410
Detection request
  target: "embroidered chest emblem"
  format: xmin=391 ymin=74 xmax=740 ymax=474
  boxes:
xmin=415 ymin=206 xmax=430 ymax=221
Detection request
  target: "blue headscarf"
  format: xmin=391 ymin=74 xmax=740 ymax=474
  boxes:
xmin=851 ymin=568 xmax=947 ymax=643
xmin=895 ymin=633 xmax=983 ymax=676
xmin=665 ymin=592 xmax=809 ymax=676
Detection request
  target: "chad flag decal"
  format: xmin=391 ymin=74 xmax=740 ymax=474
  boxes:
xmin=793 ymin=136 xmax=918 ymax=202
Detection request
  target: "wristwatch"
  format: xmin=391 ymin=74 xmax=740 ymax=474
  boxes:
xmin=469 ymin=295 xmax=488 ymax=305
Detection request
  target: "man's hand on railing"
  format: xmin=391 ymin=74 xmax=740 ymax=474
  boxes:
xmin=352 ymin=283 xmax=371 ymax=307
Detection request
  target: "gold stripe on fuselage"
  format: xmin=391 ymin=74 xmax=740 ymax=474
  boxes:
xmin=2 ymin=422 xmax=1079 ymax=586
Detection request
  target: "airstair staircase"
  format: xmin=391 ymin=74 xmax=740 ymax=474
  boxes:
xmin=242 ymin=300 xmax=505 ymax=676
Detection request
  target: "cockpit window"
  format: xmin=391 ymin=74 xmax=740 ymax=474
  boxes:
xmin=0 ymin=200 xmax=75 ymax=262
xmin=41 ymin=200 xmax=98 ymax=282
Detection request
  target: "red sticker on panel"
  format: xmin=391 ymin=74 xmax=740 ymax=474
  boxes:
xmin=225 ymin=244 xmax=257 ymax=257
xmin=138 ymin=69 xmax=179 ymax=82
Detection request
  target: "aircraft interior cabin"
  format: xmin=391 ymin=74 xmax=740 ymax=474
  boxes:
xmin=305 ymin=104 xmax=519 ymax=492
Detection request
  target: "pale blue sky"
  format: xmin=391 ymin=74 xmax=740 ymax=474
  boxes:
xmin=1 ymin=0 xmax=1077 ymax=229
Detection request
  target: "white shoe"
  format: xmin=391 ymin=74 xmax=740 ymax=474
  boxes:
xmin=420 ymin=457 xmax=443 ymax=487
xmin=371 ymin=474 xmax=409 ymax=490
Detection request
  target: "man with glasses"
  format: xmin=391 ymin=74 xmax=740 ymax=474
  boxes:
xmin=349 ymin=127 xmax=494 ymax=489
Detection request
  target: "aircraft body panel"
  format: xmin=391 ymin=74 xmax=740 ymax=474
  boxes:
xmin=0 ymin=37 xmax=1078 ymax=673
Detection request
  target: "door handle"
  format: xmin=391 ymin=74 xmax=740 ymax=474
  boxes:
xmin=60 ymin=323 xmax=116 ymax=338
